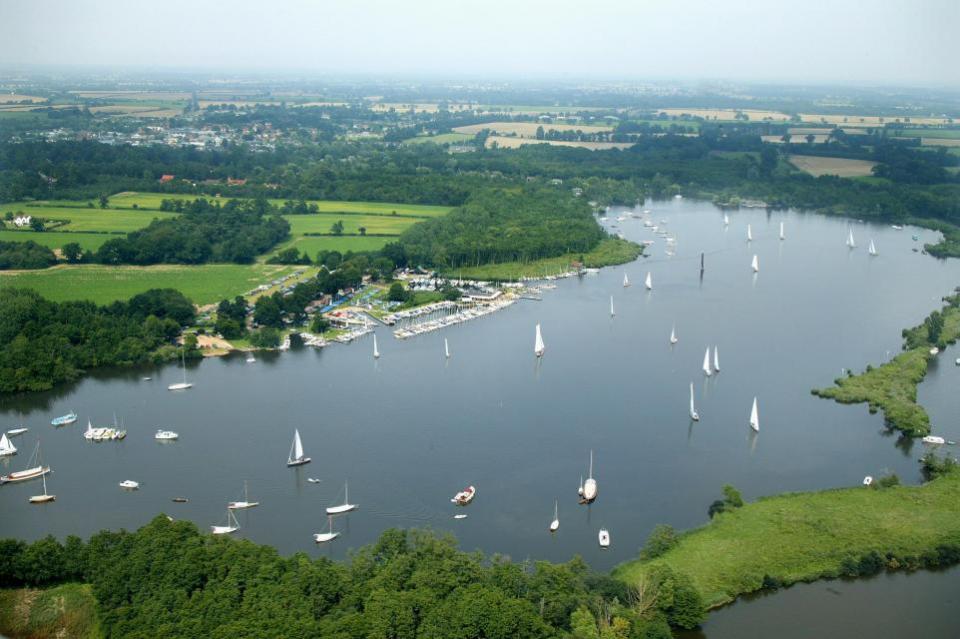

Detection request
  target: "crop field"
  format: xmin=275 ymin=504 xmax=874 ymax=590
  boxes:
xmin=657 ymin=108 xmax=791 ymax=121
xmin=479 ymin=105 xmax=609 ymax=114
xmin=485 ymin=135 xmax=633 ymax=150
xmin=789 ymin=154 xmax=878 ymax=178
xmin=0 ymin=264 xmax=296 ymax=305
xmin=70 ymin=91 xmax=193 ymax=101
xmin=0 ymin=94 xmax=45 ymax=104
xmin=404 ymin=132 xmax=475 ymax=145
xmin=4 ymin=204 xmax=177 ymax=232
xmin=894 ymin=128 xmax=960 ymax=139
xmin=273 ymin=235 xmax=394 ymax=258
xmin=799 ymin=113 xmax=952 ymax=126
xmin=0 ymin=230 xmax=112 ymax=252
xmin=454 ymin=121 xmax=614 ymax=137
xmin=284 ymin=213 xmax=417 ymax=236
xmin=763 ymin=134 xmax=830 ymax=144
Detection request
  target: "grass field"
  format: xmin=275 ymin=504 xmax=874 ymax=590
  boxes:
xmin=447 ymin=238 xmax=642 ymax=280
xmin=788 ymin=155 xmax=878 ymax=178
xmin=272 ymin=235 xmax=394 ymax=258
xmin=404 ymin=132 xmax=475 ymax=145
xmin=454 ymin=121 xmax=613 ymax=137
xmin=0 ymin=230 xmax=112 ymax=251
xmin=0 ymin=583 xmax=99 ymax=639
xmin=284 ymin=213 xmax=416 ymax=235
xmin=485 ymin=136 xmax=633 ymax=151
xmin=4 ymin=205 xmax=177 ymax=232
xmin=0 ymin=264 xmax=296 ymax=305
xmin=612 ymin=469 xmax=960 ymax=609
xmin=799 ymin=113 xmax=952 ymax=126
xmin=658 ymin=108 xmax=791 ymax=122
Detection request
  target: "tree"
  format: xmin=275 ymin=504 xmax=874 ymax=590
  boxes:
xmin=254 ymin=295 xmax=284 ymax=328
xmin=249 ymin=327 xmax=280 ymax=348
xmin=310 ymin=316 xmax=330 ymax=334
xmin=925 ymin=311 xmax=944 ymax=344
xmin=805 ymin=134 xmax=815 ymax=145
xmin=330 ymin=220 xmax=345 ymax=235
xmin=29 ymin=217 xmax=44 ymax=232
xmin=641 ymin=524 xmax=678 ymax=559
xmin=99 ymin=194 xmax=109 ymax=209
xmin=388 ymin=282 xmax=409 ymax=302
xmin=358 ymin=226 xmax=367 ymax=236
xmin=536 ymin=126 xmax=545 ymax=140
xmin=62 ymin=242 xmax=82 ymax=263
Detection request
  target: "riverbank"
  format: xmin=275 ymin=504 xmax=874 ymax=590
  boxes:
xmin=612 ymin=466 xmax=960 ymax=609
xmin=812 ymin=293 xmax=960 ymax=437
xmin=0 ymin=583 xmax=99 ymax=639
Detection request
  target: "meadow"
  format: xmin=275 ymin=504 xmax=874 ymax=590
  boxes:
xmin=272 ymin=235 xmax=394 ymax=258
xmin=0 ymin=583 xmax=99 ymax=639
xmin=403 ymin=132 xmax=475 ymax=145
xmin=453 ymin=121 xmax=614 ymax=137
xmin=485 ymin=136 xmax=633 ymax=150
xmin=0 ymin=230 xmax=112 ymax=252
xmin=657 ymin=108 xmax=791 ymax=122
xmin=283 ymin=213 xmax=416 ymax=235
xmin=0 ymin=264 xmax=295 ymax=305
xmin=788 ymin=154 xmax=878 ymax=178
xmin=4 ymin=204 xmax=178 ymax=232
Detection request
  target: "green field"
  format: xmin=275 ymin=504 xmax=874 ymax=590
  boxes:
xmin=283 ymin=213 xmax=416 ymax=235
xmin=273 ymin=235 xmax=394 ymax=257
xmin=0 ymin=264 xmax=296 ymax=305
xmin=0 ymin=583 xmax=99 ymax=639
xmin=0 ymin=230 xmax=113 ymax=251
xmin=404 ymin=132 xmax=474 ymax=145
xmin=895 ymin=128 xmax=960 ymax=139
xmin=448 ymin=238 xmax=643 ymax=280
xmin=613 ymin=469 xmax=960 ymax=609
xmin=4 ymin=204 xmax=177 ymax=232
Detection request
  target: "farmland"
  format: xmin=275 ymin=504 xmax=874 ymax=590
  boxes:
xmin=0 ymin=230 xmax=112 ymax=252
xmin=788 ymin=154 xmax=878 ymax=178
xmin=284 ymin=213 xmax=418 ymax=236
xmin=272 ymin=234 xmax=395 ymax=258
xmin=453 ymin=121 xmax=614 ymax=137
xmin=658 ymin=108 xmax=791 ymax=121
xmin=403 ymin=132 xmax=475 ymax=145
xmin=485 ymin=135 xmax=633 ymax=150
xmin=3 ymin=204 xmax=177 ymax=232
xmin=0 ymin=263 xmax=297 ymax=305
xmin=0 ymin=94 xmax=46 ymax=104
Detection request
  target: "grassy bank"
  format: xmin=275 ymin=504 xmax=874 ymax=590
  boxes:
xmin=613 ymin=469 xmax=960 ymax=609
xmin=447 ymin=237 xmax=642 ymax=281
xmin=812 ymin=295 xmax=960 ymax=436
xmin=0 ymin=583 xmax=99 ymax=639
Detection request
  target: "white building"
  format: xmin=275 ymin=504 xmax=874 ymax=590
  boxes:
xmin=12 ymin=215 xmax=32 ymax=228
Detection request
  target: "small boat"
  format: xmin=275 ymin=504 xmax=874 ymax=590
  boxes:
xmin=50 ymin=411 xmax=78 ymax=426
xmin=749 ymin=397 xmax=760 ymax=432
xmin=534 ymin=323 xmax=545 ymax=358
xmin=246 ymin=354 xmax=256 ymax=363
xmin=6 ymin=427 xmax=28 ymax=437
xmin=713 ymin=346 xmax=720 ymax=372
xmin=863 ymin=476 xmax=873 ymax=486
xmin=142 ymin=377 xmax=152 ymax=381
xmin=609 ymin=296 xmax=615 ymax=318
xmin=287 ymin=428 xmax=311 ymax=466
xmin=930 ymin=347 xmax=940 ymax=356
xmin=119 ymin=480 xmax=139 ymax=490
xmin=228 ymin=480 xmax=260 ymax=510
xmin=747 ymin=224 xmax=753 ymax=242
xmin=453 ymin=514 xmax=468 ymax=520
xmin=0 ymin=432 xmax=16 ymax=457
xmin=779 ymin=222 xmax=785 ymax=241
xmin=167 ymin=348 xmax=193 ymax=391
xmin=670 ymin=326 xmax=678 ymax=345
xmin=598 ymin=528 xmax=611 ymax=548
xmin=155 ymin=430 xmax=178 ymax=441
xmin=307 ymin=477 xmax=322 ymax=484
xmin=451 ymin=485 xmax=476 ymax=506
xmin=751 ymin=254 xmax=759 ymax=273
xmin=171 ymin=497 xmax=189 ymax=503
xmin=955 ymin=358 xmax=960 ymax=366
xmin=891 ymin=225 xmax=903 ymax=230
xmin=313 ymin=517 xmax=340 ymax=543
xmin=645 ymin=272 xmax=653 ymax=290
xmin=689 ymin=383 xmax=699 ymax=422
xmin=723 ymin=213 xmax=730 ymax=226
xmin=445 ymin=338 xmax=451 ymax=359
xmin=922 ymin=436 xmax=946 ymax=445
xmin=623 ymin=273 xmax=630 ymax=287
xmin=373 ymin=334 xmax=380 ymax=359
xmin=211 ymin=509 xmax=240 ymax=535
xmin=326 ymin=481 xmax=358 ymax=515
xmin=702 ymin=348 xmax=712 ymax=377
xmin=868 ymin=240 xmax=877 ymax=256
xmin=580 ymin=450 xmax=598 ymax=504
xmin=29 ymin=472 xmax=55 ymax=504
xmin=846 ymin=229 xmax=856 ymax=249
xmin=0 ymin=441 xmax=49 ymax=483
xmin=549 ymin=499 xmax=559 ymax=532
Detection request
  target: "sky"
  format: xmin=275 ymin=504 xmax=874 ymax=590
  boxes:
xmin=0 ymin=0 xmax=957 ymax=86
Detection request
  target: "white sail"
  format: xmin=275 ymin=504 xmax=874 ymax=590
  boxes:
xmin=670 ymin=326 xmax=678 ymax=345
xmin=0 ymin=433 xmax=15 ymax=456
xmin=287 ymin=429 xmax=310 ymax=466
xmin=779 ymin=222 xmax=785 ymax=240
xmin=549 ymin=499 xmax=559 ymax=532
xmin=749 ymin=397 xmax=759 ymax=432
xmin=534 ymin=323 xmax=545 ymax=357
xmin=751 ymin=254 xmax=759 ymax=273
xmin=747 ymin=224 xmax=753 ymax=242
xmin=689 ymin=383 xmax=699 ymax=421
xmin=623 ymin=273 xmax=630 ymax=287
xmin=723 ymin=213 xmax=730 ymax=226
xmin=610 ymin=296 xmax=615 ymax=317
xmin=644 ymin=272 xmax=652 ymax=290
xmin=373 ymin=334 xmax=380 ymax=359
xmin=847 ymin=229 xmax=856 ymax=248
xmin=869 ymin=240 xmax=877 ymax=256
xmin=703 ymin=348 xmax=712 ymax=376
xmin=713 ymin=346 xmax=720 ymax=372
xmin=444 ymin=338 xmax=450 ymax=359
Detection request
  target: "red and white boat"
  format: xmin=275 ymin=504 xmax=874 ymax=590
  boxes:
xmin=451 ymin=485 xmax=476 ymax=506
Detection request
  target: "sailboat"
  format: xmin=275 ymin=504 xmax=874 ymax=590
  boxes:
xmin=645 ymin=272 xmax=653 ymax=290
xmin=579 ymin=450 xmax=598 ymax=504
xmin=713 ymin=346 xmax=720 ymax=372
xmin=444 ymin=338 xmax=451 ymax=359
xmin=623 ymin=273 xmax=630 ymax=287
xmin=549 ymin=499 xmax=559 ymax=532
xmin=609 ymin=296 xmax=615 ymax=317
xmin=534 ymin=323 xmax=545 ymax=358
xmin=29 ymin=470 xmax=55 ymax=504
xmin=287 ymin=429 xmax=311 ymax=467
xmin=0 ymin=432 xmax=16 ymax=456
xmin=846 ymin=228 xmax=856 ymax=248
xmin=670 ymin=325 xmax=678 ymax=345
xmin=779 ymin=222 xmax=785 ymax=240
xmin=747 ymin=224 xmax=753 ymax=242
xmin=211 ymin=509 xmax=240 ymax=535
xmin=0 ymin=440 xmax=50 ymax=484
xmin=689 ymin=383 xmax=699 ymax=421
xmin=50 ymin=411 xmax=78 ymax=426
xmin=313 ymin=516 xmax=340 ymax=543
xmin=702 ymin=348 xmax=712 ymax=377
xmin=326 ymin=481 xmax=358 ymax=515
xmin=869 ymin=240 xmax=877 ymax=256
xmin=723 ymin=213 xmax=730 ymax=226
xmin=246 ymin=353 xmax=256 ymax=363
xmin=167 ymin=347 xmax=192 ymax=391
xmin=751 ymin=254 xmax=759 ymax=273
xmin=228 ymin=480 xmax=260 ymax=510
xmin=749 ymin=397 xmax=760 ymax=432
xmin=373 ymin=334 xmax=380 ymax=359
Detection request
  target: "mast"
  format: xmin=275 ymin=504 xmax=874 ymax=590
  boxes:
xmin=588 ymin=449 xmax=593 ymax=481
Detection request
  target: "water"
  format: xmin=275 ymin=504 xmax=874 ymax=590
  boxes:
xmin=1 ymin=199 xmax=958 ymax=615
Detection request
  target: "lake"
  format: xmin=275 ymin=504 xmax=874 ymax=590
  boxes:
xmin=1 ymin=198 xmax=958 ymax=627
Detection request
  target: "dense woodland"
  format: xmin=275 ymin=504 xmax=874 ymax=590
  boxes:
xmin=0 ymin=288 xmax=196 ymax=393
xmin=0 ymin=518 xmax=704 ymax=639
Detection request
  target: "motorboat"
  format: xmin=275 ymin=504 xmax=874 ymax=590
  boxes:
xmin=598 ymin=528 xmax=611 ymax=548
xmin=119 ymin=480 xmax=139 ymax=490
xmin=155 ymin=430 xmax=179 ymax=441
xmin=6 ymin=427 xmax=28 ymax=437
xmin=50 ymin=412 xmax=78 ymax=426
xmin=922 ymin=436 xmax=946 ymax=445
xmin=451 ymin=485 xmax=476 ymax=506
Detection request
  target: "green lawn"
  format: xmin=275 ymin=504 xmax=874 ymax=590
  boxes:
xmin=404 ymin=132 xmax=474 ymax=145
xmin=448 ymin=238 xmax=642 ymax=280
xmin=3 ymin=205 xmax=177 ymax=232
xmin=0 ymin=230 xmax=112 ymax=251
xmin=612 ymin=470 xmax=960 ymax=609
xmin=283 ymin=213 xmax=416 ymax=236
xmin=0 ymin=264 xmax=295 ymax=305
xmin=272 ymin=235 xmax=394 ymax=258
xmin=0 ymin=583 xmax=100 ymax=639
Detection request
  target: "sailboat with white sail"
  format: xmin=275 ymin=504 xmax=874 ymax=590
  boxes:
xmin=702 ymin=348 xmax=712 ymax=377
xmin=869 ymin=240 xmax=877 ymax=256
xmin=689 ymin=383 xmax=699 ymax=421
xmin=313 ymin=516 xmax=340 ymax=543
xmin=747 ymin=224 xmax=753 ymax=242
xmin=167 ymin=347 xmax=192 ymax=391
xmin=751 ymin=254 xmax=759 ymax=273
xmin=713 ymin=346 xmax=720 ymax=372
xmin=444 ymin=338 xmax=450 ymax=359
xmin=645 ymin=272 xmax=653 ymax=290
xmin=723 ymin=213 xmax=730 ymax=226
xmin=609 ymin=296 xmax=615 ymax=317
xmin=211 ymin=509 xmax=240 ymax=535
xmin=228 ymin=480 xmax=260 ymax=510
xmin=287 ymin=429 xmax=311 ymax=467
xmin=749 ymin=397 xmax=760 ymax=432
xmin=0 ymin=433 xmax=16 ymax=456
xmin=326 ymin=481 xmax=358 ymax=515
xmin=549 ymin=499 xmax=559 ymax=532
xmin=670 ymin=325 xmax=678 ymax=345
xmin=1 ymin=440 xmax=50 ymax=484
xmin=846 ymin=228 xmax=856 ymax=249
xmin=578 ymin=450 xmax=598 ymax=504
xmin=534 ymin=323 xmax=545 ymax=358
xmin=29 ymin=469 xmax=55 ymax=504
xmin=373 ymin=334 xmax=380 ymax=359
xmin=779 ymin=222 xmax=785 ymax=240
xmin=623 ymin=273 xmax=630 ymax=287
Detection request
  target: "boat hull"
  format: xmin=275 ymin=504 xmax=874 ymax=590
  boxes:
xmin=313 ymin=532 xmax=340 ymax=543
xmin=1 ymin=466 xmax=50 ymax=484
xmin=29 ymin=495 xmax=56 ymax=504
xmin=326 ymin=504 xmax=358 ymax=515
xmin=167 ymin=383 xmax=193 ymax=391
xmin=287 ymin=457 xmax=312 ymax=467
xmin=228 ymin=501 xmax=260 ymax=510
xmin=211 ymin=526 xmax=238 ymax=535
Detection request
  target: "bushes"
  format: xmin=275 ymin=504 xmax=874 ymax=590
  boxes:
xmin=641 ymin=525 xmax=678 ymax=560
xmin=0 ymin=239 xmax=57 ymax=270
xmin=249 ymin=327 xmax=280 ymax=348
xmin=707 ymin=484 xmax=744 ymax=518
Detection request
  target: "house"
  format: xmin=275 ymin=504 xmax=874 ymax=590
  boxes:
xmin=227 ymin=177 xmax=247 ymax=186
xmin=159 ymin=174 xmax=175 ymax=183
xmin=12 ymin=215 xmax=32 ymax=228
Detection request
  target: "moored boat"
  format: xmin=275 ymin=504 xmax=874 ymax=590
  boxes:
xmin=598 ymin=528 xmax=611 ymax=548
xmin=326 ymin=481 xmax=358 ymax=515
xmin=211 ymin=509 xmax=240 ymax=535
xmin=451 ymin=485 xmax=476 ymax=506
xmin=1 ymin=440 xmax=49 ymax=484
xmin=287 ymin=429 xmax=311 ymax=466
xmin=228 ymin=480 xmax=260 ymax=510
xmin=51 ymin=411 xmax=78 ymax=426
xmin=119 ymin=480 xmax=139 ymax=490
xmin=155 ymin=430 xmax=179 ymax=441
xmin=0 ymin=433 xmax=16 ymax=456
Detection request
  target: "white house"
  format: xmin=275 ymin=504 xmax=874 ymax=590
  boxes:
xmin=12 ymin=215 xmax=32 ymax=228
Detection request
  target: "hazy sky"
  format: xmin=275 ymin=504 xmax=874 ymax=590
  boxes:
xmin=1 ymin=0 xmax=957 ymax=86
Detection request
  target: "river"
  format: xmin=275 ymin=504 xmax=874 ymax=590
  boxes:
xmin=1 ymin=198 xmax=958 ymax=633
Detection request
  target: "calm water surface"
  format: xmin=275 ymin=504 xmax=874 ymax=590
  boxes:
xmin=2 ymin=199 xmax=958 ymax=630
